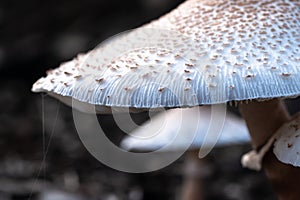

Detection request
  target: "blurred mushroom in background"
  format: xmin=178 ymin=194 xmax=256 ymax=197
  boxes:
xmin=121 ymin=106 xmax=250 ymax=200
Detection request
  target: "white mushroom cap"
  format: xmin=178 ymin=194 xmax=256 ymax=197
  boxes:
xmin=274 ymin=114 xmax=300 ymax=167
xmin=120 ymin=106 xmax=250 ymax=152
xmin=32 ymin=0 xmax=300 ymax=112
xmin=241 ymin=114 xmax=300 ymax=170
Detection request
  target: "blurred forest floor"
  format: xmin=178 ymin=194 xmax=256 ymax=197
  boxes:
xmin=0 ymin=81 xmax=276 ymax=200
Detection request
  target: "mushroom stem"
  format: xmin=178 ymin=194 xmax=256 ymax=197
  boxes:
xmin=239 ymin=99 xmax=300 ymax=200
xmin=239 ymin=99 xmax=290 ymax=149
xmin=181 ymin=151 xmax=206 ymax=200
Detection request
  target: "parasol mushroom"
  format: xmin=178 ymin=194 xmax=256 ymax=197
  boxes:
xmin=121 ymin=106 xmax=249 ymax=152
xmin=121 ymin=106 xmax=250 ymax=200
xmin=32 ymin=0 xmax=300 ymax=198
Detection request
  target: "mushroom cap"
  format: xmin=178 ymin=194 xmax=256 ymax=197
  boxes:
xmin=32 ymin=0 xmax=300 ymax=112
xmin=274 ymin=114 xmax=300 ymax=167
xmin=120 ymin=106 xmax=250 ymax=152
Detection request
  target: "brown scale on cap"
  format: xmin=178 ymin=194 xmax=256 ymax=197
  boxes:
xmin=110 ymin=67 xmax=117 ymax=72
xmin=95 ymin=78 xmax=104 ymax=83
xmin=124 ymin=87 xmax=131 ymax=91
xmin=245 ymin=74 xmax=255 ymax=79
xmin=185 ymin=63 xmax=194 ymax=67
xmin=46 ymin=69 xmax=54 ymax=75
xmin=281 ymin=72 xmax=292 ymax=77
xmin=74 ymin=75 xmax=82 ymax=79
xmin=158 ymin=87 xmax=165 ymax=92
xmin=130 ymin=66 xmax=138 ymax=70
xmin=64 ymin=72 xmax=72 ymax=76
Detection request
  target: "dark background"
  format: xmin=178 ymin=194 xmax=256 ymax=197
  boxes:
xmin=2 ymin=0 xmax=298 ymax=199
